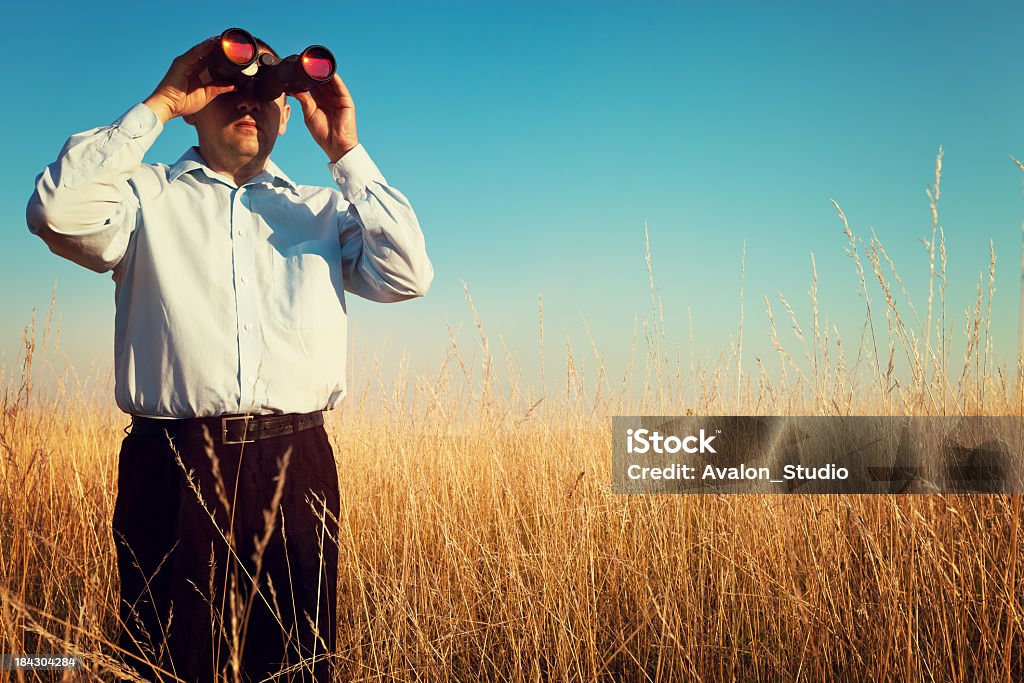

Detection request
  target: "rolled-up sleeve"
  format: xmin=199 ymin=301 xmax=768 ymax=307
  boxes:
xmin=27 ymin=104 xmax=162 ymax=273
xmin=330 ymin=145 xmax=434 ymax=302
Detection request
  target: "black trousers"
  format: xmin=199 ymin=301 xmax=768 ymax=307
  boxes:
xmin=111 ymin=420 xmax=339 ymax=682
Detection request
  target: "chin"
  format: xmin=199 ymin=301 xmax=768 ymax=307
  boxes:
xmin=227 ymin=141 xmax=260 ymax=158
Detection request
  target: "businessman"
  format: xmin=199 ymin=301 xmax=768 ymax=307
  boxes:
xmin=27 ymin=33 xmax=432 ymax=681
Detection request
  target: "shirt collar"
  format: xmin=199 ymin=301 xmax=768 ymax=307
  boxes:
xmin=168 ymin=147 xmax=298 ymax=193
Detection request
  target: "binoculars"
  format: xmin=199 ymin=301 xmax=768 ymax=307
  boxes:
xmin=200 ymin=28 xmax=336 ymax=101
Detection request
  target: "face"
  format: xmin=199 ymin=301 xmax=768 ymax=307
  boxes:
xmin=184 ymin=54 xmax=291 ymax=170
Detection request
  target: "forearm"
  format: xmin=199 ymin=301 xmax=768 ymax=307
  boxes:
xmin=27 ymin=104 xmax=161 ymax=271
xmin=334 ymin=145 xmax=434 ymax=302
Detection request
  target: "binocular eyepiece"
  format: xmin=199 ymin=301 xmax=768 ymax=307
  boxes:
xmin=200 ymin=28 xmax=336 ymax=101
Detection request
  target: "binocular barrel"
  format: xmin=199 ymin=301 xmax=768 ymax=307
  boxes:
xmin=202 ymin=28 xmax=260 ymax=84
xmin=201 ymin=28 xmax=336 ymax=100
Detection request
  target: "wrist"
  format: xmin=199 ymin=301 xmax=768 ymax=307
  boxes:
xmin=142 ymin=95 xmax=176 ymax=124
xmin=327 ymin=142 xmax=358 ymax=164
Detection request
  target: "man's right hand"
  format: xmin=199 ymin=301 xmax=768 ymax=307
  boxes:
xmin=143 ymin=38 xmax=237 ymax=124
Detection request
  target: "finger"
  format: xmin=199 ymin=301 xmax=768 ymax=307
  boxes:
xmin=328 ymin=73 xmax=356 ymax=107
xmin=293 ymin=91 xmax=318 ymax=119
xmin=308 ymin=74 xmax=352 ymax=108
xmin=175 ymin=37 xmax=221 ymax=69
xmin=307 ymin=85 xmax=334 ymax=110
xmin=203 ymin=84 xmax=237 ymax=100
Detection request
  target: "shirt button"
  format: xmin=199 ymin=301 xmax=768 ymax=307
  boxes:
xmin=237 ymin=230 xmax=246 ymax=238
xmin=240 ymin=276 xmax=249 ymax=284
xmin=247 ymin=376 xmax=256 ymax=385
xmin=337 ymin=177 xmax=346 ymax=184
xmin=244 ymin=323 xmax=252 ymax=332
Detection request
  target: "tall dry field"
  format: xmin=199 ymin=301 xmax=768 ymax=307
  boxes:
xmin=1 ymin=152 xmax=1022 ymax=681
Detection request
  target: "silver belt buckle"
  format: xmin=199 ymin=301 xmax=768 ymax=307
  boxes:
xmin=222 ymin=415 xmax=256 ymax=445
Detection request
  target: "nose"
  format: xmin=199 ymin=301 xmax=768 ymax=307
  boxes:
xmin=230 ymin=82 xmax=261 ymax=113
xmin=236 ymin=96 xmax=261 ymax=115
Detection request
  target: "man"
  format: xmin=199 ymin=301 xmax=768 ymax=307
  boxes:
xmin=27 ymin=33 xmax=432 ymax=682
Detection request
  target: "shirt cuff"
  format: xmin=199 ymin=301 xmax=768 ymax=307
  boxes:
xmin=328 ymin=144 xmax=386 ymax=203
xmin=116 ymin=102 xmax=163 ymax=141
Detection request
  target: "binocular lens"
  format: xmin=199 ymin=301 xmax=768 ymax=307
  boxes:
xmin=221 ymin=29 xmax=257 ymax=65
xmin=301 ymin=47 xmax=335 ymax=81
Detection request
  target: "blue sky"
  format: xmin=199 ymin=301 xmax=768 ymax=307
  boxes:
xmin=3 ymin=1 xmax=1024 ymax=398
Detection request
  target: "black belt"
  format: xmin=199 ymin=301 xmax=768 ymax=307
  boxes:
xmin=130 ymin=411 xmax=325 ymax=445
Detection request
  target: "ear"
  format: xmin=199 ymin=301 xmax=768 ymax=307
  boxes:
xmin=278 ymin=101 xmax=291 ymax=136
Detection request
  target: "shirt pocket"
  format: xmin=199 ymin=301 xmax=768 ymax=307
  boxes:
xmin=272 ymin=238 xmax=346 ymax=329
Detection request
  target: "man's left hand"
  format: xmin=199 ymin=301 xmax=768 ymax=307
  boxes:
xmin=294 ymin=74 xmax=359 ymax=163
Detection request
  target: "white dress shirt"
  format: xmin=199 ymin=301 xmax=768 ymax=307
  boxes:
xmin=27 ymin=103 xmax=433 ymax=418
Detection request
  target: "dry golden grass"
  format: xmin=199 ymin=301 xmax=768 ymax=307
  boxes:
xmin=1 ymin=151 xmax=1022 ymax=681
